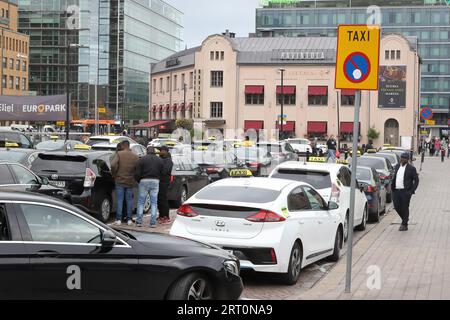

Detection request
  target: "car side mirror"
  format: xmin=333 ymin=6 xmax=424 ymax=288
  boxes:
xmin=101 ymin=230 xmax=117 ymax=247
xmin=328 ymin=201 xmax=339 ymax=210
xmin=41 ymin=177 xmax=49 ymax=186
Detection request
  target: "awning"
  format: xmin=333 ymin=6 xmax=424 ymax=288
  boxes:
xmin=341 ymin=89 xmax=356 ymax=96
xmin=177 ymin=103 xmax=185 ymax=111
xmin=276 ymin=86 xmax=296 ymax=95
xmin=245 ymin=85 xmax=264 ymax=94
xmin=171 ymin=104 xmax=178 ymax=111
xmin=308 ymin=86 xmax=328 ymax=96
xmin=186 ymin=103 xmax=193 ymax=111
xmin=132 ymin=120 xmax=171 ymax=129
xmin=276 ymin=121 xmax=295 ymax=131
xmin=307 ymin=121 xmax=328 ymax=133
xmin=340 ymin=122 xmax=361 ymax=133
xmin=163 ymin=104 xmax=170 ymax=112
xmin=244 ymin=120 xmax=264 ymax=131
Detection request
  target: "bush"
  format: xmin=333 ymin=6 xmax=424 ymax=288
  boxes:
xmin=367 ymin=126 xmax=380 ymax=141
xmin=175 ymin=119 xmax=193 ymax=130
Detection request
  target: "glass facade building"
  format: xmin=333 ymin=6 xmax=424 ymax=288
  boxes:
xmin=13 ymin=0 xmax=183 ymax=123
xmin=256 ymin=0 xmax=450 ymax=127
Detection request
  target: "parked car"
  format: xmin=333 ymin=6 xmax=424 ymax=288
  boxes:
xmin=0 ymin=191 xmax=243 ymax=299
xmin=0 ymin=148 xmax=40 ymax=168
xmin=169 ymin=155 xmax=211 ymax=207
xmin=91 ymin=142 xmax=147 ymax=158
xmin=86 ymin=135 xmax=137 ymax=147
xmin=148 ymin=138 xmax=182 ymax=148
xmin=285 ymin=138 xmax=312 ymax=156
xmin=232 ymin=147 xmax=273 ymax=177
xmin=367 ymin=152 xmax=400 ymax=167
xmin=270 ymin=161 xmax=368 ymax=241
xmin=0 ymin=161 xmax=70 ymax=202
xmin=35 ymin=139 xmax=87 ymax=152
xmin=0 ymin=129 xmax=34 ymax=149
xmin=192 ymin=141 xmax=222 ymax=151
xmin=170 ymin=178 xmax=343 ymax=285
xmin=30 ymin=150 xmax=150 ymax=222
xmin=256 ymin=141 xmax=298 ymax=164
xmin=356 ymin=166 xmax=387 ymax=222
xmin=357 ymin=156 xmax=394 ymax=203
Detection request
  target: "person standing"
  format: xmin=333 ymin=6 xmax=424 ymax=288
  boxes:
xmin=441 ymin=138 xmax=447 ymax=162
xmin=243 ymin=136 xmax=253 ymax=147
xmin=326 ymin=135 xmax=337 ymax=161
xmin=435 ymin=138 xmax=441 ymax=157
xmin=111 ymin=141 xmax=139 ymax=226
xmin=430 ymin=137 xmax=435 ymax=156
xmin=392 ymin=152 xmax=420 ymax=231
xmin=157 ymin=146 xmax=174 ymax=225
xmin=135 ymin=146 xmax=164 ymax=228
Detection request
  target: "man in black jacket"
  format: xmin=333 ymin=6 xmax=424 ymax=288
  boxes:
xmin=135 ymin=146 xmax=164 ymax=227
xmin=392 ymin=152 xmax=420 ymax=231
xmin=157 ymin=146 xmax=174 ymax=224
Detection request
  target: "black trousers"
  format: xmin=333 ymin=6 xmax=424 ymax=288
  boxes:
xmin=158 ymin=182 xmax=170 ymax=219
xmin=393 ymin=189 xmax=412 ymax=226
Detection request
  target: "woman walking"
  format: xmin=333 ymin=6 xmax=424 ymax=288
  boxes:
xmin=435 ymin=138 xmax=441 ymax=157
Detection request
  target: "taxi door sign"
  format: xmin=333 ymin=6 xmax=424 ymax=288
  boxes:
xmin=335 ymin=25 xmax=381 ymax=91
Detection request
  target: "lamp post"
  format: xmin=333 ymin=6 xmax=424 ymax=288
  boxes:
xmin=183 ymin=83 xmax=187 ymax=119
xmin=278 ymin=68 xmax=285 ymax=140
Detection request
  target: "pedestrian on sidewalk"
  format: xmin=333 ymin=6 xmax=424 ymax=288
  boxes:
xmin=134 ymin=146 xmax=164 ymax=228
xmin=435 ymin=138 xmax=441 ymax=157
xmin=326 ymin=135 xmax=337 ymax=162
xmin=157 ymin=146 xmax=173 ymax=225
xmin=392 ymin=152 xmax=420 ymax=231
xmin=111 ymin=140 xmax=139 ymax=226
xmin=430 ymin=137 xmax=435 ymax=156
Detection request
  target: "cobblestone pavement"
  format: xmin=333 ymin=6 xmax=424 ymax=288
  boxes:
xmin=294 ymin=157 xmax=450 ymax=300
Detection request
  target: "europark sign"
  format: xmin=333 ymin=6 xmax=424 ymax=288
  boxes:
xmin=334 ymin=24 xmax=381 ymax=294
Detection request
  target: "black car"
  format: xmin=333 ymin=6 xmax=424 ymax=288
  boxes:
xmin=356 ymin=156 xmax=394 ymax=203
xmin=30 ymin=151 xmax=150 ymax=222
xmin=35 ymin=139 xmax=85 ymax=152
xmin=0 ymin=148 xmax=40 ymax=168
xmin=0 ymin=161 xmax=70 ymax=202
xmin=365 ymin=152 xmax=400 ymax=167
xmin=232 ymin=147 xmax=273 ymax=177
xmin=169 ymin=155 xmax=210 ymax=207
xmin=0 ymin=130 xmax=34 ymax=149
xmin=0 ymin=191 xmax=243 ymax=299
xmin=356 ymin=166 xmax=387 ymax=223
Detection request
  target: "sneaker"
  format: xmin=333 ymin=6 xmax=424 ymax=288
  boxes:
xmin=162 ymin=218 xmax=173 ymax=225
xmin=136 ymin=223 xmax=143 ymax=227
xmin=114 ymin=220 xmax=122 ymax=226
xmin=127 ymin=220 xmax=133 ymax=226
xmin=399 ymin=225 xmax=408 ymax=231
xmin=150 ymin=224 xmax=157 ymax=228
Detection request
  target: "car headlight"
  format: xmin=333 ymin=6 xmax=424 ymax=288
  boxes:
xmin=223 ymin=260 xmax=240 ymax=276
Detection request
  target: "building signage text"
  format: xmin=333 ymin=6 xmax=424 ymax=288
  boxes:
xmin=280 ymin=51 xmax=326 ymax=61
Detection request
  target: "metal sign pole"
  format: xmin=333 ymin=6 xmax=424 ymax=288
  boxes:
xmin=345 ymin=89 xmax=361 ymax=293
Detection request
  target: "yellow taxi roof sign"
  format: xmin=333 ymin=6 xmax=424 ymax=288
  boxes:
xmin=335 ymin=25 xmax=381 ymax=91
xmin=308 ymin=156 xmax=327 ymax=163
xmin=366 ymin=149 xmax=377 ymax=153
xmin=383 ymin=144 xmax=391 ymax=147
xmin=74 ymin=144 xmax=91 ymax=150
xmin=5 ymin=142 xmax=19 ymax=148
xmin=50 ymin=135 xmax=59 ymax=140
xmin=336 ymin=159 xmax=349 ymax=165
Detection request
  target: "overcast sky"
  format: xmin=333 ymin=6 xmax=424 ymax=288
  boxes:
xmin=166 ymin=0 xmax=260 ymax=49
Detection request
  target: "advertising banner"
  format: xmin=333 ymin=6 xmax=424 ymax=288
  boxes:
xmin=0 ymin=95 xmax=68 ymax=121
xmin=378 ymin=66 xmax=407 ymax=108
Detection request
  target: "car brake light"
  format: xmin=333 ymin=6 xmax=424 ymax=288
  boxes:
xmin=206 ymin=167 xmax=223 ymax=173
xmin=270 ymin=248 xmax=278 ymax=264
xmin=177 ymin=204 xmax=198 ymax=217
xmin=367 ymin=186 xmax=376 ymax=193
xmin=246 ymin=210 xmax=286 ymax=223
xmin=83 ymin=168 xmax=96 ymax=188
xmin=331 ymin=183 xmax=341 ymax=202
xmin=379 ymin=175 xmax=388 ymax=180
xmin=249 ymin=162 xmax=260 ymax=168
xmin=170 ymin=175 xmax=174 ymax=184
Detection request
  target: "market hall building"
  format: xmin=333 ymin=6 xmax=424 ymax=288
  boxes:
xmin=149 ymin=32 xmax=419 ymax=147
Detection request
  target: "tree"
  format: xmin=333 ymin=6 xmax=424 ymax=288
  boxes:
xmin=367 ymin=126 xmax=380 ymax=141
xmin=175 ymin=119 xmax=193 ymax=130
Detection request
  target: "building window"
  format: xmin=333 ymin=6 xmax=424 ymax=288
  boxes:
xmin=153 ymin=79 xmax=156 ymax=94
xmin=22 ymin=78 xmax=26 ymax=91
xmin=5 ymin=10 xmax=8 ymax=19
xmin=15 ymin=77 xmax=20 ymax=90
xmin=16 ymin=59 xmax=20 ymax=71
xmin=159 ymin=78 xmax=163 ymax=93
xmin=2 ymin=75 xmax=6 ymax=88
xmin=396 ymin=50 xmax=401 ymax=60
xmin=215 ymin=51 xmax=219 ymax=60
xmin=1 ymin=9 xmax=4 ymax=17
xmin=181 ymin=73 xmax=185 ymax=89
xmin=390 ymin=50 xmax=395 ymax=60
xmin=276 ymin=86 xmax=296 ymax=105
xmin=189 ymin=72 xmax=194 ymax=89
xmin=341 ymin=90 xmax=355 ymax=106
xmin=173 ymin=75 xmax=178 ymax=90
xmin=210 ymin=51 xmax=214 ymax=60
xmin=385 ymin=50 xmax=389 ymax=60
xmin=246 ymin=94 xmax=264 ymax=105
xmin=220 ymin=51 xmax=224 ymax=60
xmin=210 ymin=102 xmax=223 ymax=118
xmin=2 ymin=57 xmax=6 ymax=68
xmin=166 ymin=76 xmax=170 ymax=92
xmin=211 ymin=71 xmax=223 ymax=87
xmin=308 ymin=86 xmax=328 ymax=106
xmin=9 ymin=76 xmax=13 ymax=89
xmin=9 ymin=58 xmax=13 ymax=69
xmin=22 ymin=61 xmax=26 ymax=72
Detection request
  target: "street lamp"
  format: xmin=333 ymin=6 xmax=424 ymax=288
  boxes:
xmin=66 ymin=43 xmax=89 ymax=141
xmin=183 ymin=83 xmax=187 ymax=119
xmin=278 ymin=68 xmax=286 ymax=140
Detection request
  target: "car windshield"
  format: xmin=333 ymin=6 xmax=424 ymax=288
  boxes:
xmin=234 ymin=148 xmax=269 ymax=161
xmin=257 ymin=143 xmax=282 ymax=154
xmin=271 ymin=169 xmax=332 ymax=189
xmin=195 ymin=186 xmax=281 ymax=203
xmin=0 ymin=151 xmax=26 ymax=162
xmin=86 ymin=138 xmax=110 ymax=146
xmin=289 ymin=140 xmax=308 ymax=145
xmin=358 ymin=157 xmax=386 ymax=170
xmin=356 ymin=168 xmax=372 ymax=182
xmin=36 ymin=140 xmax=65 ymax=150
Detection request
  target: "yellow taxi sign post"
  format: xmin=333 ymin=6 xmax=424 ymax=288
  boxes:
xmin=335 ymin=24 xmax=381 ymax=294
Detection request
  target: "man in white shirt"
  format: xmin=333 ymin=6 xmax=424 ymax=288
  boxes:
xmin=392 ymin=152 xmax=420 ymax=231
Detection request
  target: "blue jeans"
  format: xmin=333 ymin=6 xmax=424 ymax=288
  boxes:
xmin=115 ymin=184 xmax=134 ymax=221
xmin=136 ymin=179 xmax=159 ymax=226
xmin=327 ymin=149 xmax=336 ymax=162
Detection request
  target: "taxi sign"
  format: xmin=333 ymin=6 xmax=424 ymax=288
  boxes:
xmin=50 ymin=135 xmax=59 ymax=140
xmin=165 ymin=141 xmax=176 ymax=146
xmin=74 ymin=144 xmax=91 ymax=150
xmin=196 ymin=146 xmax=208 ymax=151
xmin=229 ymin=169 xmax=253 ymax=177
xmin=383 ymin=144 xmax=391 ymax=147
xmin=336 ymin=159 xmax=349 ymax=165
xmin=425 ymin=120 xmax=436 ymax=125
xmin=308 ymin=156 xmax=327 ymax=163
xmin=335 ymin=25 xmax=381 ymax=90
xmin=5 ymin=142 xmax=19 ymax=148
xmin=366 ymin=149 xmax=377 ymax=153
xmin=56 ymin=121 xmax=65 ymax=126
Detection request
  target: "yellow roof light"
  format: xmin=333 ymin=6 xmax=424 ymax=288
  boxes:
xmin=5 ymin=142 xmax=19 ymax=148
xmin=74 ymin=144 xmax=91 ymax=150
xmin=336 ymin=159 xmax=349 ymax=165
xmin=366 ymin=149 xmax=377 ymax=153
xmin=50 ymin=136 xmax=59 ymax=140
xmin=308 ymin=156 xmax=327 ymax=163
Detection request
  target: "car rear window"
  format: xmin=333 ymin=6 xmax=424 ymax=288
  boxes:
xmin=356 ymin=168 xmax=371 ymax=182
xmin=358 ymin=157 xmax=386 ymax=170
xmin=195 ymin=186 xmax=280 ymax=203
xmin=0 ymin=151 xmax=25 ymax=163
xmin=36 ymin=141 xmax=65 ymax=150
xmin=86 ymin=138 xmax=109 ymax=146
xmin=32 ymin=154 xmax=87 ymax=175
xmin=272 ymin=169 xmax=332 ymax=190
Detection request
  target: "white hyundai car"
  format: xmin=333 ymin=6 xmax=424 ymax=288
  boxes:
xmin=170 ymin=178 xmax=344 ymax=285
xmin=285 ymin=138 xmax=312 ymax=156
xmin=269 ymin=161 xmax=368 ymax=242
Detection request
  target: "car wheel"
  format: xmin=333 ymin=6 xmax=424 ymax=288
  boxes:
xmin=343 ymin=213 xmax=349 ymax=242
xmin=386 ymin=191 xmax=392 ymax=203
xmin=328 ymin=228 xmax=343 ymax=262
xmin=167 ymin=273 xmax=215 ymax=300
xmin=143 ymin=193 xmax=151 ymax=214
xmin=369 ymin=201 xmax=380 ymax=223
xmin=281 ymin=242 xmax=302 ymax=285
xmin=173 ymin=186 xmax=188 ymax=208
xmin=355 ymin=206 xmax=367 ymax=231
xmin=99 ymin=196 xmax=112 ymax=223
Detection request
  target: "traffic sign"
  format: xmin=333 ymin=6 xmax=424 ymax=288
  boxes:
xmin=56 ymin=121 xmax=65 ymax=126
xmin=99 ymin=107 xmax=106 ymax=114
xmin=335 ymin=25 xmax=381 ymax=90
xmin=420 ymin=107 xmax=433 ymax=121
xmin=425 ymin=120 xmax=436 ymax=125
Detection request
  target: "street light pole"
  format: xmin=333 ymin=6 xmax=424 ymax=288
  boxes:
xmin=183 ymin=83 xmax=187 ymax=118
xmin=278 ymin=68 xmax=285 ymax=140
xmin=66 ymin=43 xmax=70 ymax=141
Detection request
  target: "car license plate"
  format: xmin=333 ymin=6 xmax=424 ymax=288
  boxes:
xmin=230 ymin=169 xmax=253 ymax=177
xmin=50 ymin=181 xmax=66 ymax=188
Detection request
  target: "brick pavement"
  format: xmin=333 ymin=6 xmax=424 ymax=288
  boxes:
xmin=294 ymin=157 xmax=450 ymax=300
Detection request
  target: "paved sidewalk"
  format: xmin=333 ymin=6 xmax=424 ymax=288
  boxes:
xmin=294 ymin=157 xmax=450 ymax=300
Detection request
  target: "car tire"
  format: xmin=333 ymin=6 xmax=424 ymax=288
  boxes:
xmin=173 ymin=186 xmax=188 ymax=208
xmin=166 ymin=272 xmax=215 ymax=300
xmin=355 ymin=206 xmax=368 ymax=231
xmin=328 ymin=228 xmax=343 ymax=262
xmin=343 ymin=213 xmax=349 ymax=242
xmin=97 ymin=194 xmax=112 ymax=223
xmin=369 ymin=202 xmax=380 ymax=223
xmin=281 ymin=242 xmax=302 ymax=285
xmin=386 ymin=191 xmax=392 ymax=203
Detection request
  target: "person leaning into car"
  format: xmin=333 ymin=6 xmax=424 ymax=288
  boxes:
xmin=111 ymin=140 xmax=139 ymax=226
xmin=392 ymin=152 xmax=420 ymax=232
xmin=134 ymin=146 xmax=164 ymax=228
